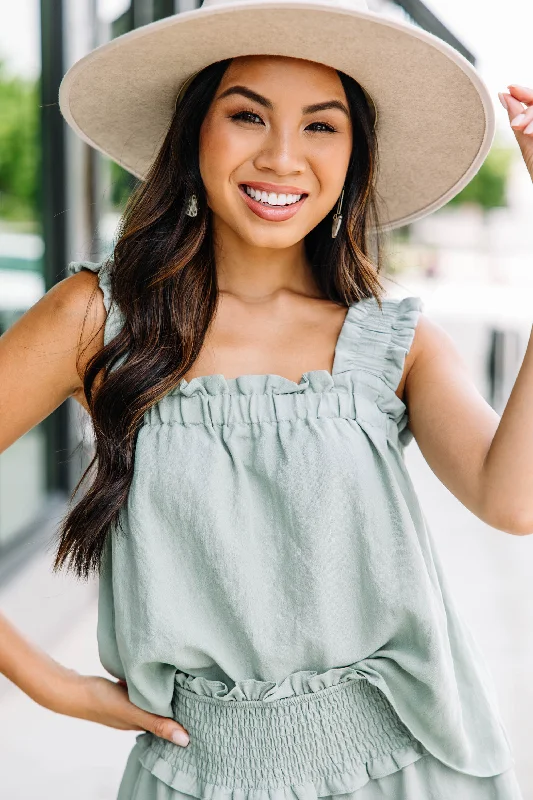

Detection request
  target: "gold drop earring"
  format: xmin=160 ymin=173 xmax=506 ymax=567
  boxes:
xmin=331 ymin=188 xmax=345 ymax=238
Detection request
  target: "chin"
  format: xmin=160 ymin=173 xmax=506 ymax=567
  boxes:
xmin=238 ymin=223 xmax=311 ymax=250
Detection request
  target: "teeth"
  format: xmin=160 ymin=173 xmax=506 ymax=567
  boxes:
xmin=244 ymin=186 xmax=302 ymax=206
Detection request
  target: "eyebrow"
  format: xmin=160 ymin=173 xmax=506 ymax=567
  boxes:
xmin=216 ymin=85 xmax=350 ymax=118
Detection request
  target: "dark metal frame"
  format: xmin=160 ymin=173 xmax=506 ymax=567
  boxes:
xmin=394 ymin=0 xmax=475 ymax=65
xmin=40 ymin=0 xmax=70 ymax=495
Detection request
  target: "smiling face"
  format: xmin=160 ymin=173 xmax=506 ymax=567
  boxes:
xmin=199 ymin=55 xmax=353 ymax=250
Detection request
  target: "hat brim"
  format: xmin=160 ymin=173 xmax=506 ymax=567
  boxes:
xmin=59 ymin=0 xmax=495 ymax=232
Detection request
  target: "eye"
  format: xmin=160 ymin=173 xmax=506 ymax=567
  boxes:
xmin=229 ymin=110 xmax=264 ymax=125
xmin=306 ymin=121 xmax=337 ymax=133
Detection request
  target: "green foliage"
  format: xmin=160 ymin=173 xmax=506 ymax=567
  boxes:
xmin=0 ymin=61 xmax=40 ymax=222
xmin=109 ymin=160 xmax=138 ymax=210
xmin=446 ymin=134 xmax=514 ymax=211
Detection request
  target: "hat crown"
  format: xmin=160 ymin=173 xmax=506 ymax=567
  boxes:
xmin=202 ymin=0 xmax=370 ymax=11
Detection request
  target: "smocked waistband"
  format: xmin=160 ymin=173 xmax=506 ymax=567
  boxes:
xmin=139 ymin=675 xmax=427 ymax=795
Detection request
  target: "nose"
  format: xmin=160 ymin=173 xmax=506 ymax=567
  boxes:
xmin=253 ymin=124 xmax=306 ymax=177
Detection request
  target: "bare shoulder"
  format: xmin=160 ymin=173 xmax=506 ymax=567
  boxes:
xmin=3 ymin=268 xmax=106 ymax=364
xmin=12 ymin=268 xmax=107 ymax=392
xmin=395 ymin=308 xmax=461 ymax=404
xmin=408 ymin=312 xmax=465 ymax=370
xmin=47 ymin=268 xmax=107 ymax=373
xmin=58 ymin=270 xmax=109 ymax=406
xmin=48 ymin=267 xmax=105 ymax=324
xmin=0 ymin=268 xmax=107 ymax=452
xmin=404 ymin=310 xmax=471 ymax=407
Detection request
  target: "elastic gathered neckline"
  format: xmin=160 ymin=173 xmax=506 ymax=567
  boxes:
xmin=175 ymin=295 xmax=423 ymax=399
xmin=67 ymin=259 xmax=423 ymax=443
xmin=143 ymin=369 xmax=409 ymax=440
xmin=177 ymin=368 xmax=338 ymax=397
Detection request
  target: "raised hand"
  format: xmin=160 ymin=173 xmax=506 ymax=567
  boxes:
xmin=499 ymin=85 xmax=533 ymax=180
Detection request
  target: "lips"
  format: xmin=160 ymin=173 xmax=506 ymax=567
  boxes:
xmin=242 ymin=181 xmax=308 ymax=195
xmin=238 ymin=184 xmax=308 ymax=222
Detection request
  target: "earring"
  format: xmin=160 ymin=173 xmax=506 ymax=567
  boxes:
xmin=331 ymin=188 xmax=345 ymax=239
xmin=185 ymin=194 xmax=198 ymax=218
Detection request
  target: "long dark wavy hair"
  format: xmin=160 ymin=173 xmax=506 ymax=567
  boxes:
xmin=53 ymin=57 xmax=388 ymax=579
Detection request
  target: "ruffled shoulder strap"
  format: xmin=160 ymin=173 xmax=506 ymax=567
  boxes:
xmin=333 ymin=294 xmax=424 ymax=393
xmin=67 ymin=256 xmax=124 ymax=347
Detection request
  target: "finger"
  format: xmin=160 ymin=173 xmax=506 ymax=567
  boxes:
xmin=499 ymin=92 xmax=531 ymax=128
xmin=510 ymin=106 xmax=533 ymax=130
xmin=130 ymin=707 xmax=190 ymax=747
xmin=507 ymin=84 xmax=533 ymax=106
xmin=500 ymin=93 xmax=533 ymax=134
xmin=500 ymin=91 xmax=526 ymax=115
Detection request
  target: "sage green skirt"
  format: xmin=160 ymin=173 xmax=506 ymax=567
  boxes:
xmin=119 ymin=751 xmax=524 ymax=800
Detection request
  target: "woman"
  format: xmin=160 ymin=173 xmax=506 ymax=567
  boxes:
xmin=1 ymin=0 xmax=532 ymax=797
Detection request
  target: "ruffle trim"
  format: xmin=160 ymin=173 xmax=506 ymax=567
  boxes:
xmin=67 ymin=258 xmax=113 ymax=315
xmin=135 ymin=732 xmax=428 ymax=800
xmin=66 ymin=265 xmax=420 ymax=443
xmin=333 ymin=295 xmax=423 ymax=394
xmin=174 ymin=295 xmax=422 ymax=403
xmin=67 ymin=257 xmax=124 ymax=347
xmin=173 ymin=664 xmax=373 ymax=701
xmin=144 ymin=367 xmax=407 ymax=434
xmin=178 ymin=370 xmax=337 ymax=398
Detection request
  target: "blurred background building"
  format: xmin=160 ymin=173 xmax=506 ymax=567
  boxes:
xmin=1 ymin=0 xmax=533 ymax=797
xmin=1 ymin=0 xmax=207 ymax=579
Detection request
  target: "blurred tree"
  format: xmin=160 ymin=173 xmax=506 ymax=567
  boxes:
xmin=390 ymin=131 xmax=514 ymax=248
xmin=0 ymin=60 xmax=40 ymax=222
xmin=109 ymin=160 xmax=139 ymax=210
xmin=445 ymin=131 xmax=514 ymax=212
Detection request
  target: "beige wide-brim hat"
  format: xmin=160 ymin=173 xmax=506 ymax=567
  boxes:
xmin=58 ymin=0 xmax=495 ymax=233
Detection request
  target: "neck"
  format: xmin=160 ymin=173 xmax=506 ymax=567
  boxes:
xmin=211 ymin=215 xmax=323 ymax=303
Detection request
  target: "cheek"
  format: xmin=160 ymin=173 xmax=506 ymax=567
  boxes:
xmin=321 ymin=137 xmax=352 ymax=171
xmin=312 ymin=139 xmax=352 ymax=192
xmin=200 ymin=122 xmax=252 ymax=196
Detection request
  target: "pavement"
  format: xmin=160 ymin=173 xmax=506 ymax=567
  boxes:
xmin=0 ymin=536 xmax=137 ymax=799
xmin=1 ymin=297 xmax=533 ymax=798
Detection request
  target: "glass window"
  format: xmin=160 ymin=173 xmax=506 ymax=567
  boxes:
xmin=0 ymin=2 xmax=47 ymax=552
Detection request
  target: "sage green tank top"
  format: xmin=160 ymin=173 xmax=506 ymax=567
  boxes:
xmin=68 ymin=257 xmax=514 ymax=778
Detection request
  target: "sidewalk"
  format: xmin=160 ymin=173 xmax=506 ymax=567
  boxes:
xmin=0 ymin=539 xmax=136 ymax=799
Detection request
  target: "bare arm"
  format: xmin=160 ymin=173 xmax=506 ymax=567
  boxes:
xmin=0 ymin=274 xmax=189 ymax=745
xmin=405 ymin=313 xmax=533 ymax=536
xmin=0 ymin=607 xmax=81 ymax=712
xmin=0 ymin=268 xmax=103 ymax=453
xmin=0 ymin=608 xmax=189 ymax=744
